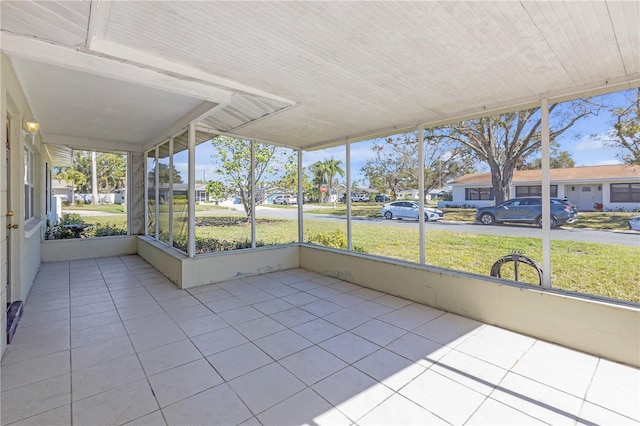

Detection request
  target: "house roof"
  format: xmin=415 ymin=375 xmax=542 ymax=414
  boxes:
xmin=1 ymin=1 xmax=638 ymax=155
xmin=451 ymin=164 xmax=640 ymax=185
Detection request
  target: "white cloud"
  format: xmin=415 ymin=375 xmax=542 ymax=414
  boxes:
xmin=573 ymin=133 xmax=611 ymax=151
xmin=596 ymin=159 xmax=622 ymax=166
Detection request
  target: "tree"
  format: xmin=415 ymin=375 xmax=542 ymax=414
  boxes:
xmin=205 ymin=181 xmax=227 ymax=204
xmin=521 ymin=150 xmax=576 ymax=170
xmin=442 ymin=101 xmax=598 ymax=204
xmin=361 ymin=137 xmax=415 ymax=199
xmin=361 ymin=131 xmax=475 ymax=200
xmin=211 ymin=136 xmax=284 ymax=222
xmin=69 ymin=150 xmax=127 ymax=197
xmin=609 ymin=88 xmax=640 ymax=165
xmin=96 ymin=152 xmax=127 ymax=192
xmin=309 ymin=158 xmax=344 ymax=203
xmin=55 ymin=168 xmax=87 ymax=205
xmin=148 ymin=163 xmax=183 ymax=185
xmin=275 ymin=155 xmax=311 ymax=193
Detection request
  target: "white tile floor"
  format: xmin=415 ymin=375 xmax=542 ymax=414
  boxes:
xmin=1 ymin=255 xmax=639 ymax=425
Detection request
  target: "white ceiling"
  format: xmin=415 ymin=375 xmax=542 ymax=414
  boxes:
xmin=1 ymin=1 xmax=639 ymax=153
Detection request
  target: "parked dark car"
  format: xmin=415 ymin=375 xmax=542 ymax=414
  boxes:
xmin=475 ymin=197 xmax=578 ymax=228
xmin=375 ymin=194 xmax=390 ymax=202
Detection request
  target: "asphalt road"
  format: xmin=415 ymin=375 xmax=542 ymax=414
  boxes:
xmin=253 ymin=206 xmax=640 ymax=247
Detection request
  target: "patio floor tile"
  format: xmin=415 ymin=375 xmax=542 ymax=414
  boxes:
xmin=2 ymin=255 xmax=638 ymax=426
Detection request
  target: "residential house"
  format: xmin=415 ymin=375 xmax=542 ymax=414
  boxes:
xmin=448 ymin=165 xmax=640 ymax=211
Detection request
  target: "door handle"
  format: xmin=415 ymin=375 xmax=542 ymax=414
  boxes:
xmin=6 ymin=211 xmax=13 ymax=217
xmin=6 ymin=224 xmax=18 ymax=230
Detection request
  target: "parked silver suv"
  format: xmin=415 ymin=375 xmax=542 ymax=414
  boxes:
xmin=475 ymin=197 xmax=578 ymax=228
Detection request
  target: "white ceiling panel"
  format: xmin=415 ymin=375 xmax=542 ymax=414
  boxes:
xmin=10 ymin=57 xmax=203 ymax=144
xmin=1 ymin=0 xmax=638 ymax=151
xmin=1 ymin=0 xmax=89 ymax=46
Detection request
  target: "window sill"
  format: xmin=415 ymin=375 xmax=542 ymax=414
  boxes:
xmin=24 ymin=218 xmax=42 ymax=239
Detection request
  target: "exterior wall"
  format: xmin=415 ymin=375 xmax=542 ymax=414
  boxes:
xmin=19 ymin=225 xmax=42 ymax=301
xmin=183 ymin=245 xmax=299 ymax=288
xmin=136 ymin=236 xmax=299 ymax=289
xmin=299 ymin=245 xmax=640 ymax=367
xmin=41 ymin=236 xmax=137 ymax=262
xmin=136 ymin=237 xmax=185 ymax=285
xmin=1 ymin=53 xmax=47 ymax=356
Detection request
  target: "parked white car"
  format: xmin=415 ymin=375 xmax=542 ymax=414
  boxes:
xmin=381 ymin=201 xmax=444 ymax=221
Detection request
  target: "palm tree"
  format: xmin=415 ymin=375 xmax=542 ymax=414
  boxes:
xmin=309 ymin=158 xmax=344 ymax=203
xmin=56 ymin=168 xmax=87 ymax=206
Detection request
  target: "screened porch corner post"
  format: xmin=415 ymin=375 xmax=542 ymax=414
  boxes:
xmin=154 ymin=146 xmax=160 ymax=240
xmin=418 ymin=124 xmax=425 ymax=265
xmin=346 ymin=138 xmax=352 ymax=251
xmin=297 ymin=149 xmax=303 ymax=244
xmin=250 ymin=140 xmax=256 ymax=249
xmin=188 ymin=122 xmax=196 ymax=258
xmin=541 ymin=98 xmax=552 ymax=289
xmin=168 ymin=138 xmax=174 ymax=249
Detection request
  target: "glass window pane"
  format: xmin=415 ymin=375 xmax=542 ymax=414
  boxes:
xmin=157 ymin=142 xmax=171 ymax=245
xmin=425 ymin=113 xmax=543 ymax=287
xmin=146 ymin=151 xmax=156 ymax=238
xmin=172 ymin=133 xmax=189 ymax=253
xmin=351 ymin=132 xmax=420 ymax=261
xmin=255 ymin=146 xmax=298 ymax=246
xmin=551 ymin=88 xmax=639 ymax=302
xmin=303 ymin=146 xmax=347 ymax=250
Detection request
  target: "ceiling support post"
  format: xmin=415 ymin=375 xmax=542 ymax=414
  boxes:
xmin=188 ymin=123 xmax=196 ymax=258
xmin=418 ymin=125 xmax=425 ymax=265
xmin=346 ymin=139 xmax=352 ymax=252
xmin=297 ymin=150 xmax=304 ymax=244
xmin=541 ymin=99 xmax=552 ymax=289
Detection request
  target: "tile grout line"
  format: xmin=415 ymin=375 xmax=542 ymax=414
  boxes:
xmin=67 ymin=260 xmax=74 ymax=426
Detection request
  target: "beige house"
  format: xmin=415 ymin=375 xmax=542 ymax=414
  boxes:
xmin=450 ymin=165 xmax=640 ymax=211
xmin=1 ymin=2 xmax=639 ymax=424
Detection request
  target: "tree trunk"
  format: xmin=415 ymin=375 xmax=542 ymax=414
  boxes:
xmin=91 ymin=151 xmax=99 ymax=205
xmin=490 ymin=165 xmax=512 ymax=205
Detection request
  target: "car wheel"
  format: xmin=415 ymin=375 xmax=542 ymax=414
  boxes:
xmin=424 ymin=213 xmax=431 ymax=222
xmin=537 ymin=216 xmax=558 ymax=228
xmin=480 ymin=213 xmax=495 ymax=225
xmin=384 ymin=211 xmax=393 ymax=220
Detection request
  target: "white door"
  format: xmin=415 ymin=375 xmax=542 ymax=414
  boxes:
xmin=578 ymin=186 xmax=594 ymax=211
xmin=3 ymin=116 xmax=12 ymax=306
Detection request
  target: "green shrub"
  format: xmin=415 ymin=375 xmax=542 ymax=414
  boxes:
xmin=307 ymin=229 xmax=366 ymax=253
xmin=59 ymin=213 xmax=85 ymax=225
xmin=308 ymin=229 xmax=348 ymax=249
xmin=86 ymin=223 xmax=127 ymax=237
xmin=45 ymin=214 xmax=85 ymax=240
xmin=169 ymin=235 xmax=272 ymax=254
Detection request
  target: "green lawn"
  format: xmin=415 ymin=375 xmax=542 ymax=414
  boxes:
xmin=63 ymin=203 xmax=126 ymax=214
